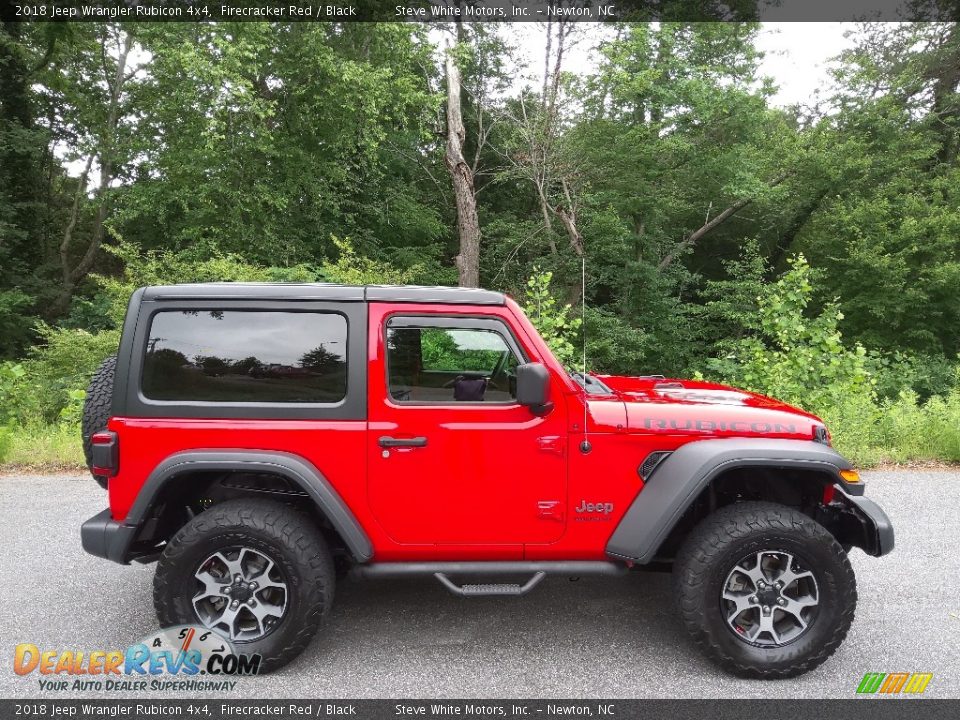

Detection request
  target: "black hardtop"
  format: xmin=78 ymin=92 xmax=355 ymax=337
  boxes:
xmin=139 ymin=282 xmax=506 ymax=306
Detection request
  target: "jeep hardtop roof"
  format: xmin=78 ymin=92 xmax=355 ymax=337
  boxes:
xmin=140 ymin=282 xmax=506 ymax=306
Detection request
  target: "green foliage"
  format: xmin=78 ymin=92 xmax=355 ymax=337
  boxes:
xmin=694 ymin=240 xmax=769 ymax=351
xmin=582 ymin=307 xmax=650 ymax=376
xmin=0 ymin=290 xmax=35 ymax=356
xmin=701 ymin=253 xmax=960 ymax=465
xmin=706 ymin=255 xmax=873 ymax=414
xmin=872 ymin=385 xmax=960 ymax=464
xmin=522 ymin=267 xmax=582 ymax=368
xmin=14 ymin=324 xmax=120 ymax=424
xmin=869 ymin=352 xmax=959 ymax=402
xmin=419 ymin=328 xmax=508 ymax=373
xmin=319 ymin=236 xmax=421 ymax=286
xmin=0 ymin=362 xmax=26 ymax=425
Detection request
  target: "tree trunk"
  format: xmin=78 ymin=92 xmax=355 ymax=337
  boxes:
xmin=552 ymin=178 xmax=584 ymax=257
xmin=52 ymin=28 xmax=132 ymax=316
xmin=444 ymin=42 xmax=481 ymax=288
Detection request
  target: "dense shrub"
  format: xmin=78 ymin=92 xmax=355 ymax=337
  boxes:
xmin=702 ymin=254 xmax=960 ymax=465
xmin=522 ymin=267 xmax=582 ymax=368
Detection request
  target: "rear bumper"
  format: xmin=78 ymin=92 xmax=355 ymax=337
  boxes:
xmin=80 ymin=508 xmax=137 ymax=564
xmin=842 ymin=491 xmax=895 ymax=556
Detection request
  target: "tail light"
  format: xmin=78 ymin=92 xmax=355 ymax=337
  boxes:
xmin=91 ymin=431 xmax=119 ymax=477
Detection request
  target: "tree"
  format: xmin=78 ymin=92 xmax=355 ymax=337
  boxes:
xmin=791 ymin=22 xmax=960 ymax=356
xmin=444 ymin=32 xmax=481 ymax=288
xmin=48 ymin=24 xmax=142 ymax=315
xmin=118 ymin=23 xmax=439 ymax=267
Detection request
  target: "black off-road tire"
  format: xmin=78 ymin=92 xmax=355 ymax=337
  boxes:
xmin=81 ymin=354 xmax=117 ymax=488
xmin=154 ymin=498 xmax=335 ymax=674
xmin=673 ymin=501 xmax=856 ymax=679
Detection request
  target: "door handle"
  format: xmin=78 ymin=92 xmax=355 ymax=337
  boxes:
xmin=378 ymin=436 xmax=428 ymax=449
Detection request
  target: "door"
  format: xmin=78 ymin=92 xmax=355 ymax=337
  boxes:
xmin=367 ymin=309 xmax=568 ymax=546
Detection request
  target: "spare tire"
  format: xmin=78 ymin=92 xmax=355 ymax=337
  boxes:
xmin=82 ymin=355 xmax=117 ymax=489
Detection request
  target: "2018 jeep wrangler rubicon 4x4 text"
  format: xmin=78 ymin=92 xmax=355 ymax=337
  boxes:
xmin=80 ymin=283 xmax=893 ymax=677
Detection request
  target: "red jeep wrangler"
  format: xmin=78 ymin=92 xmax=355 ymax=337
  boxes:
xmin=80 ymin=283 xmax=893 ymax=678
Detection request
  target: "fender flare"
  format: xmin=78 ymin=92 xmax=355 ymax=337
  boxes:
xmin=127 ymin=450 xmax=373 ymax=562
xmin=606 ymin=438 xmax=867 ymax=564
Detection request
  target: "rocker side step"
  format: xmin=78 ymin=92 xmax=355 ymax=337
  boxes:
xmin=434 ymin=571 xmax=546 ymax=597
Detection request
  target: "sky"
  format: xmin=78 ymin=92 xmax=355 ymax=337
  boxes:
xmin=500 ymin=22 xmax=857 ymax=108
xmin=754 ymin=23 xmax=854 ymax=106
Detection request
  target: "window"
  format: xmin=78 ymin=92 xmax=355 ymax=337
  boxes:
xmin=387 ymin=324 xmax=520 ymax=403
xmin=142 ymin=310 xmax=348 ymax=403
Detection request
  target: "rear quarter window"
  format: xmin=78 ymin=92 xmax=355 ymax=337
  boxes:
xmin=141 ymin=310 xmax=348 ymax=403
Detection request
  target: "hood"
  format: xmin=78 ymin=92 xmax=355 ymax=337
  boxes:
xmin=588 ymin=374 xmax=825 ymax=441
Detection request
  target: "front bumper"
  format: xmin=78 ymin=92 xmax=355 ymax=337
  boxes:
xmin=81 ymin=508 xmax=137 ymax=564
xmin=839 ymin=490 xmax=895 ymax=556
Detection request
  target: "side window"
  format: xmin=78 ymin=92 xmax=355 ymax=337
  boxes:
xmin=142 ymin=310 xmax=348 ymax=403
xmin=387 ymin=324 xmax=520 ymax=404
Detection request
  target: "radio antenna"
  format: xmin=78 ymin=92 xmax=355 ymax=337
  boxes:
xmin=580 ymin=255 xmax=591 ymax=454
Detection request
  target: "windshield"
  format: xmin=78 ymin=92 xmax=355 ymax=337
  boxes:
xmin=568 ymin=371 xmax=613 ymax=396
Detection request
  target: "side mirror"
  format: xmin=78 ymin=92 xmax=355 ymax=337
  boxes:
xmin=516 ymin=362 xmax=553 ymax=415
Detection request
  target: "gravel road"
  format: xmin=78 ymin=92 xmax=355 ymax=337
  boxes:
xmin=0 ymin=471 xmax=957 ymax=699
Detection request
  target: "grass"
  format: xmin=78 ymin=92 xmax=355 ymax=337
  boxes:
xmin=0 ymin=423 xmax=85 ymax=472
xmin=1 ymin=390 xmax=959 ymax=474
xmin=824 ymin=388 xmax=960 ymax=467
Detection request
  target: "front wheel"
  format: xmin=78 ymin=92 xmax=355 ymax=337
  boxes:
xmin=673 ymin=501 xmax=856 ymax=679
xmin=153 ymin=498 xmax=334 ymax=673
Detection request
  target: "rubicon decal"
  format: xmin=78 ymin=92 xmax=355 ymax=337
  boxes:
xmin=642 ymin=418 xmax=797 ymax=434
xmin=13 ymin=626 xmax=260 ymax=693
xmin=856 ymin=672 xmax=933 ymax=695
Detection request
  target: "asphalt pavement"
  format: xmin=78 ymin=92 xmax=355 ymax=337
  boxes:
xmin=0 ymin=471 xmax=957 ymax=699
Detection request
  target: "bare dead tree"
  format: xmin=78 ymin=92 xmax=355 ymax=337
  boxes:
xmin=444 ymin=39 xmax=481 ymax=288
xmin=495 ymin=19 xmax=581 ymax=258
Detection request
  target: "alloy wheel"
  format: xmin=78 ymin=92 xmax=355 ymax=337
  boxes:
xmin=192 ymin=546 xmax=289 ymax=642
xmin=720 ymin=549 xmax=820 ymax=647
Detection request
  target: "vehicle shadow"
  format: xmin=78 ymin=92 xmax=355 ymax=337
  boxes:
xmin=279 ymin=570 xmax=715 ymax=695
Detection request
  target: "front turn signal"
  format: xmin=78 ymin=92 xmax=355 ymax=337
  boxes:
xmin=839 ymin=469 xmax=861 ymax=483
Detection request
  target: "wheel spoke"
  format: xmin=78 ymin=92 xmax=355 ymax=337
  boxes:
xmin=237 ymin=547 xmax=264 ymax=579
xmin=212 ymin=605 xmax=241 ymax=640
xmin=777 ymin=560 xmax=815 ymax=590
xmin=731 ymin=552 xmax=770 ymax=587
xmin=781 ymin=595 xmax=817 ymax=624
xmin=249 ymin=600 xmax=284 ymax=623
xmin=253 ymin=558 xmax=288 ymax=594
xmin=756 ymin=610 xmax=781 ymax=644
xmin=212 ymin=551 xmax=243 ymax=579
xmin=257 ymin=579 xmax=287 ymax=594
xmin=722 ymin=590 xmax=756 ymax=624
xmin=193 ymin=569 xmax=226 ymax=603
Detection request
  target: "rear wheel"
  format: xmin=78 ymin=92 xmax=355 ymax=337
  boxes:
xmin=154 ymin=498 xmax=334 ymax=673
xmin=673 ymin=501 xmax=856 ymax=678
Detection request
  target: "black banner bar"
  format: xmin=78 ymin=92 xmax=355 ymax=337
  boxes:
xmin=2 ymin=0 xmax=959 ymax=23
xmin=0 ymin=700 xmax=958 ymax=720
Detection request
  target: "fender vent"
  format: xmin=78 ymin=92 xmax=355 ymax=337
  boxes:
xmin=638 ymin=451 xmax=672 ymax=481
